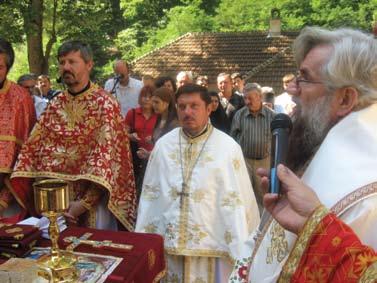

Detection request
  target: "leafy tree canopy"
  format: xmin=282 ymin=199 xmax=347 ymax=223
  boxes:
xmin=0 ymin=0 xmax=375 ymax=83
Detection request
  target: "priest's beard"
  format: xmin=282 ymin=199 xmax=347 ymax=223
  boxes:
xmin=287 ymin=94 xmax=335 ymax=174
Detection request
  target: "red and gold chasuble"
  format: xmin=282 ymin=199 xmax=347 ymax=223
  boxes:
xmin=11 ymin=83 xmax=136 ymax=230
xmin=287 ymin=206 xmax=377 ymax=283
xmin=0 ymin=80 xmax=36 ymax=215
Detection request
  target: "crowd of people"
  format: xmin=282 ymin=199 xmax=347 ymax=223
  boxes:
xmin=0 ymin=24 xmax=376 ymax=283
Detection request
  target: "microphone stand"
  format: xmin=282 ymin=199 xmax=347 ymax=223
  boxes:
xmin=110 ymin=76 xmax=120 ymax=96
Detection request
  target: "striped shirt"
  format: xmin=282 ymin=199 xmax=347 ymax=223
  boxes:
xmin=230 ymin=106 xmax=275 ymax=159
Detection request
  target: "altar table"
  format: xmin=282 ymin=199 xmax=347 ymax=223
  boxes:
xmin=39 ymin=227 xmax=166 ymax=283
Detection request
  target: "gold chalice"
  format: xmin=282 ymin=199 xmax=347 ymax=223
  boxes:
xmin=33 ymin=179 xmax=78 ymax=282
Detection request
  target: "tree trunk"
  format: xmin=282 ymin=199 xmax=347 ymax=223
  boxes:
xmin=108 ymin=0 xmax=125 ymax=39
xmin=23 ymin=0 xmax=44 ymax=75
xmin=42 ymin=0 xmax=58 ymax=75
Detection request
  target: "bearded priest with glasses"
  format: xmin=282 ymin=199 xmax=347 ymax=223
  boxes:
xmin=230 ymin=26 xmax=377 ymax=283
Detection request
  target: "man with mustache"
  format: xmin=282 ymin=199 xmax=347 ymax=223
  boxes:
xmin=104 ymin=59 xmax=143 ymax=117
xmin=230 ymin=26 xmax=377 ymax=282
xmin=230 ymin=83 xmax=275 ymax=213
xmin=136 ymin=84 xmax=259 ymax=282
xmin=0 ymin=38 xmax=36 ymax=222
xmin=18 ymin=73 xmax=48 ymax=120
xmin=12 ymin=40 xmax=136 ymax=231
xmin=217 ymin=73 xmax=245 ymax=123
xmin=36 ymin=74 xmax=61 ymax=101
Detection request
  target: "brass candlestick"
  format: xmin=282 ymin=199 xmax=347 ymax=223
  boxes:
xmin=33 ymin=179 xmax=78 ymax=283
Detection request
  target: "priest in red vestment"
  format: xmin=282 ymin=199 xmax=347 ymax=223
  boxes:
xmin=11 ymin=40 xmax=136 ymax=231
xmin=0 ymin=38 xmax=36 ymax=222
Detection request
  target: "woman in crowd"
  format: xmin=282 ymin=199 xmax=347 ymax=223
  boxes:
xmin=135 ymin=86 xmax=179 ymax=159
xmin=209 ymin=91 xmax=230 ymax=134
xmin=154 ymin=76 xmax=177 ymax=93
xmin=151 ymin=86 xmax=179 ymax=142
xmin=125 ymin=85 xmax=158 ymax=198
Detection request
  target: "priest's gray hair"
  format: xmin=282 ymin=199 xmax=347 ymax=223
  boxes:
xmin=243 ymin=83 xmax=262 ymax=97
xmin=293 ymin=26 xmax=377 ymax=109
xmin=176 ymin=71 xmax=193 ymax=81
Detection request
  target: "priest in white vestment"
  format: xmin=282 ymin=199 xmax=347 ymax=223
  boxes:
xmin=230 ymin=27 xmax=377 ymax=282
xmin=136 ymin=84 xmax=260 ymax=282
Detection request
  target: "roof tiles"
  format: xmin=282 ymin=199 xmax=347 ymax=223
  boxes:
xmin=131 ymin=31 xmax=299 ymax=93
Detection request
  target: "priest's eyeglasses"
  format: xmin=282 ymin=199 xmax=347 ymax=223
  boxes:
xmin=295 ymin=72 xmax=323 ymax=87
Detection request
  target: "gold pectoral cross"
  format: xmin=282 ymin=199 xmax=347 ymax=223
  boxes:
xmin=179 ymin=182 xmax=190 ymax=208
xmin=64 ymin=234 xmax=133 ymax=252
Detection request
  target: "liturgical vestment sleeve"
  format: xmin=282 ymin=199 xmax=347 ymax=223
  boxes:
xmin=287 ymin=206 xmax=377 ymax=283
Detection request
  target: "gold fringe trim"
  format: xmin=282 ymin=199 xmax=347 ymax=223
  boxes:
xmin=0 ymin=135 xmax=23 ymax=146
xmin=208 ymin=257 xmax=215 ymax=283
xmin=277 ymin=205 xmax=329 ymax=283
xmin=0 ymin=168 xmax=12 ymax=174
xmin=359 ymin=261 xmax=377 ymax=283
xmin=184 ymin=256 xmax=191 ymax=283
xmin=11 ymin=171 xmax=134 ymax=231
xmin=165 ymin=247 xmax=234 ymax=264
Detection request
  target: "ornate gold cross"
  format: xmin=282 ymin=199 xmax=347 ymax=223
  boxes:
xmin=64 ymin=233 xmax=133 ymax=252
xmin=179 ymin=182 xmax=190 ymax=208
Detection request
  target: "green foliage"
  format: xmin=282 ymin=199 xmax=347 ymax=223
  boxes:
xmin=114 ymin=27 xmax=140 ymax=61
xmin=0 ymin=1 xmax=25 ymax=43
xmin=1 ymin=0 xmax=376 ymax=82
xmin=121 ymin=0 xmax=182 ymax=28
xmin=214 ymin=0 xmax=277 ymax=31
xmin=129 ymin=3 xmax=214 ymax=58
xmin=7 ymin=44 xmax=29 ymax=82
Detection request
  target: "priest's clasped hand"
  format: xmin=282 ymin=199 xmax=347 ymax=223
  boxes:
xmin=64 ymin=200 xmax=88 ymax=226
xmin=136 ymin=147 xmax=150 ymax=159
xmin=129 ymin=132 xmax=141 ymax=142
xmin=258 ymin=164 xmax=322 ymax=234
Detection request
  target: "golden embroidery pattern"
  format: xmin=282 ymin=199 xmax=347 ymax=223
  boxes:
xmin=169 ymin=187 xmax=205 ymax=203
xmin=142 ymin=185 xmax=161 ymax=201
xmin=52 ymin=145 xmax=80 ymax=168
xmin=0 ymin=223 xmax=12 ymax=229
xmin=168 ymin=152 xmax=180 ymax=166
xmin=14 ymin=234 xmax=24 ymax=240
xmin=191 ymin=189 xmax=205 ymax=203
xmin=359 ymin=261 xmax=377 ymax=283
xmin=58 ymin=99 xmax=88 ymax=129
xmin=232 ymin=158 xmax=241 ymax=171
xmin=224 ymin=230 xmax=233 ymax=245
xmin=351 ymin=249 xmax=377 ymax=275
xmin=148 ymin=249 xmax=156 ymax=270
xmin=331 ymin=236 xmax=342 ymax=247
xmin=193 ymin=278 xmax=206 ymax=283
xmin=165 ymin=222 xmax=178 ymax=242
xmin=144 ymin=223 xmax=158 ymax=234
xmin=5 ymin=227 xmax=22 ymax=234
xmin=266 ymin=221 xmax=289 ymax=264
xmin=222 ymin=191 xmax=242 ymax=209
xmin=278 ymin=205 xmax=328 ymax=283
xmin=305 ymin=263 xmax=332 ymax=282
xmin=169 ymin=187 xmax=179 ymax=201
xmin=188 ymin=224 xmax=208 ymax=244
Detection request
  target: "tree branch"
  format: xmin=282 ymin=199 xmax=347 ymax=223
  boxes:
xmin=43 ymin=0 xmax=58 ymax=74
